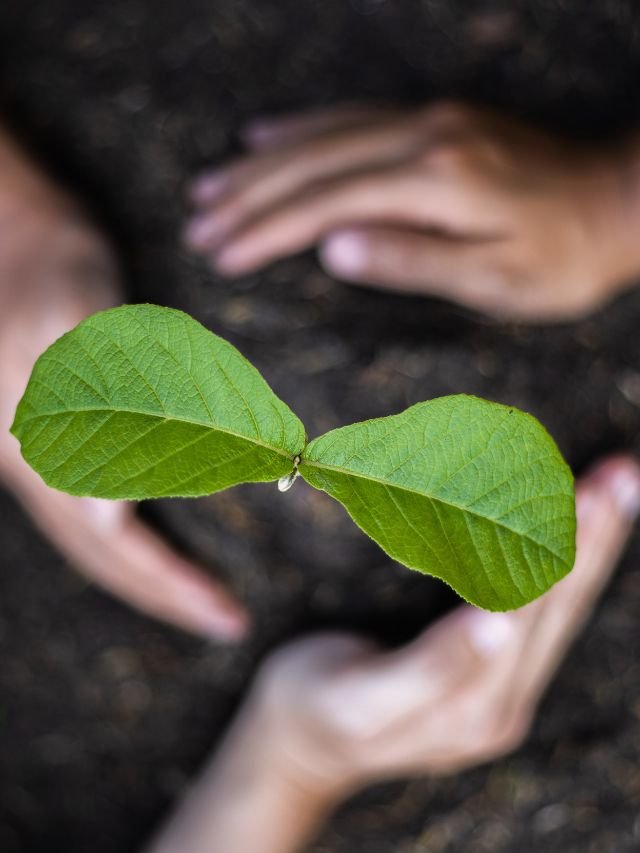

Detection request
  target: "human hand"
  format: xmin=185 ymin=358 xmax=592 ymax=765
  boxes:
xmin=185 ymin=103 xmax=640 ymax=321
xmin=147 ymin=455 xmax=639 ymax=853
xmin=0 ymin=131 xmax=247 ymax=640
xmin=247 ymin=455 xmax=640 ymax=801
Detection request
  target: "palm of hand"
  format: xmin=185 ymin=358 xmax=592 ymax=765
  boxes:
xmin=250 ymin=457 xmax=639 ymax=796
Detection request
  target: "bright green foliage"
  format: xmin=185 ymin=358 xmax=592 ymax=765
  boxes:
xmin=11 ymin=305 xmax=306 ymax=498
xmin=300 ymin=397 xmax=575 ymax=610
xmin=11 ymin=304 xmax=576 ymax=610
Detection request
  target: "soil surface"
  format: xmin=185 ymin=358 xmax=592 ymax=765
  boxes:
xmin=1 ymin=2 xmax=640 ymax=851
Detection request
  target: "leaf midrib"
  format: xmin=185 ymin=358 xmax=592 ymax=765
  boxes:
xmin=301 ymin=457 xmax=571 ymax=563
xmin=16 ymin=406 xmax=298 ymax=460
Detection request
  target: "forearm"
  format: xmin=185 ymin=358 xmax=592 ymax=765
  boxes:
xmin=144 ymin=703 xmax=336 ymax=853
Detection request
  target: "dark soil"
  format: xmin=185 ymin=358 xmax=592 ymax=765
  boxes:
xmin=1 ymin=2 xmax=640 ymax=851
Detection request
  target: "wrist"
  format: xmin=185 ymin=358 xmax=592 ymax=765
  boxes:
xmin=146 ymin=699 xmax=341 ymax=853
xmin=245 ymin=693 xmax=351 ymax=807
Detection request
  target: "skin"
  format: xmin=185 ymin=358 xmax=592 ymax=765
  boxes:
xmin=147 ymin=456 xmax=640 ymax=853
xmin=185 ymin=102 xmax=640 ymax=321
xmin=162 ymin=104 xmax=640 ymax=849
xmin=0 ymin=127 xmax=248 ymax=641
xmin=3 ymin=107 xmax=639 ymax=850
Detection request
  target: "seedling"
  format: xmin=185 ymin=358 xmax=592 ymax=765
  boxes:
xmin=11 ymin=304 xmax=576 ymax=611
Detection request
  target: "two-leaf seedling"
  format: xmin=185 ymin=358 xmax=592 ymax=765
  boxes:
xmin=11 ymin=304 xmax=576 ymax=611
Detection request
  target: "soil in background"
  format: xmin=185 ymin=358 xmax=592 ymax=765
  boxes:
xmin=1 ymin=2 xmax=640 ymax=851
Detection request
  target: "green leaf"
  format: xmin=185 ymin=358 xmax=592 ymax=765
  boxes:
xmin=300 ymin=395 xmax=576 ymax=611
xmin=11 ymin=305 xmax=576 ymax=612
xmin=11 ymin=304 xmax=305 ymax=498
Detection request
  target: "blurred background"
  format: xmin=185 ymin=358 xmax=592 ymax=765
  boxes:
xmin=1 ymin=1 xmax=640 ymax=850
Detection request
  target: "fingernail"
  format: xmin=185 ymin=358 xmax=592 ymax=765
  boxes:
xmin=465 ymin=609 xmax=513 ymax=657
xmin=189 ymin=171 xmax=227 ymax=205
xmin=611 ymin=465 xmax=640 ymax=517
xmin=320 ymin=231 xmax=367 ymax=277
xmin=81 ymin=497 xmax=122 ymax=531
xmin=183 ymin=215 xmax=221 ymax=249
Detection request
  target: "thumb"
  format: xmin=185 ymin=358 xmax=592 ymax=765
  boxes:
xmin=362 ymin=606 xmax=515 ymax=714
xmin=320 ymin=226 xmax=498 ymax=311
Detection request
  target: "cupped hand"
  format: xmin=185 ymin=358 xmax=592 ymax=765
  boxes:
xmin=249 ymin=455 xmax=640 ymax=798
xmin=0 ymin=130 xmax=248 ymax=640
xmin=186 ymin=103 xmax=640 ymax=321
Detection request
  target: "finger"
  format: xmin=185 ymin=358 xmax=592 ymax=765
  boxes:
xmin=320 ymin=226 xmax=505 ymax=311
xmin=239 ymin=99 xmax=469 ymax=153
xmin=397 ymin=455 xmax=640 ymax=771
xmin=188 ymin=104 xmax=399 ymax=206
xmin=240 ymin=104 xmax=404 ymax=151
xmin=11 ymin=468 xmax=249 ymax=641
xmin=210 ymin=167 xmax=498 ymax=277
xmin=435 ymin=456 xmax=640 ymax=714
xmin=511 ymin=454 xmax=640 ymax=703
xmin=184 ymin=118 xmax=425 ymax=250
xmin=335 ymin=458 xmax=640 ymax=777
xmin=107 ymin=510 xmax=250 ymax=641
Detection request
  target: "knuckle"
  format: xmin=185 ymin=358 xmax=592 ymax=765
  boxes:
xmin=492 ymin=263 xmax=528 ymax=293
xmin=416 ymin=120 xmax=504 ymax=177
xmin=419 ymin=139 xmax=471 ymax=174
xmin=482 ymin=257 xmax=535 ymax=298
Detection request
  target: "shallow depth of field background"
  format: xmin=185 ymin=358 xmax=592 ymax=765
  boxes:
xmin=1 ymin=2 xmax=640 ymax=851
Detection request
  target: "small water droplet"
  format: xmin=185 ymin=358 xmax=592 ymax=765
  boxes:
xmin=278 ymin=469 xmax=300 ymax=492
